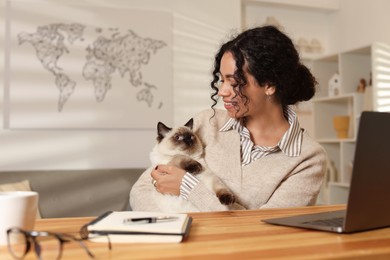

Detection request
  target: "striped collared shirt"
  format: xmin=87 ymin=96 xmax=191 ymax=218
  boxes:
xmin=220 ymin=106 xmax=303 ymax=166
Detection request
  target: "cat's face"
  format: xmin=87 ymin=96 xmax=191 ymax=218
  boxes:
xmin=156 ymin=118 xmax=203 ymax=157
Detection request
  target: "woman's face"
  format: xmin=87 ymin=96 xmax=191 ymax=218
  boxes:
xmin=218 ymin=51 xmax=268 ymax=119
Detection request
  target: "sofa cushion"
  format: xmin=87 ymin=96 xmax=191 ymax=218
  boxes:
xmin=0 ymin=179 xmax=31 ymax=192
xmin=0 ymin=169 xmax=143 ymax=218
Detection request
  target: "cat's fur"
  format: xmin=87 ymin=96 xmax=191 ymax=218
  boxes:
xmin=150 ymin=118 xmax=236 ymax=212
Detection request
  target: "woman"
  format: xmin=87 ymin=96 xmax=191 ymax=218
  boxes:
xmin=130 ymin=26 xmax=326 ymax=211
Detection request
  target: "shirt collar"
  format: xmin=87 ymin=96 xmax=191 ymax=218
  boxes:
xmin=219 ymin=106 xmax=303 ymax=157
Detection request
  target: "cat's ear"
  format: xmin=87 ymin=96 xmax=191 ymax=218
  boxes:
xmin=184 ymin=118 xmax=194 ymax=129
xmin=157 ymin=122 xmax=172 ymax=139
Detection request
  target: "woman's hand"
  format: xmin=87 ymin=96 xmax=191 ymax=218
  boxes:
xmin=151 ymin=165 xmax=186 ymax=196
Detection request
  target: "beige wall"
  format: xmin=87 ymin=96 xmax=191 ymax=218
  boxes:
xmin=335 ymin=0 xmax=390 ymax=52
xmin=1 ymin=0 xmax=390 ymax=171
xmin=0 ymin=0 xmax=240 ymax=171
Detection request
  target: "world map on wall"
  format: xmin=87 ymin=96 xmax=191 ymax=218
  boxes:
xmin=17 ymin=23 xmax=167 ymax=112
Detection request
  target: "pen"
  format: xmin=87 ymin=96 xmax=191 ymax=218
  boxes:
xmin=123 ymin=216 xmax=179 ymax=224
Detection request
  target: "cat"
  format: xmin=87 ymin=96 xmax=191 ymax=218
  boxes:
xmin=150 ymin=118 xmax=236 ymax=212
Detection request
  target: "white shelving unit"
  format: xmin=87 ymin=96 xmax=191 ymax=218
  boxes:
xmin=309 ymin=43 xmax=390 ymax=204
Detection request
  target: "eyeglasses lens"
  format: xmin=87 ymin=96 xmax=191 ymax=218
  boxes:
xmin=8 ymin=230 xmax=27 ymax=259
xmin=8 ymin=229 xmax=62 ymax=260
xmin=34 ymin=235 xmax=62 ymax=260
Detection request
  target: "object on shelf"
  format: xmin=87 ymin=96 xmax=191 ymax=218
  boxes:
xmin=363 ymin=85 xmax=373 ymax=111
xmin=328 ymin=72 xmax=341 ymax=96
xmin=310 ymin=39 xmax=323 ymax=53
xmin=369 ymin=72 xmax=372 ymax=86
xmin=356 ymin=78 xmax=366 ymax=93
xmin=326 ymin=159 xmax=338 ymax=182
xmin=296 ymin=37 xmax=310 ymax=53
xmin=333 ymin=115 xmax=350 ymax=138
xmin=347 ymin=161 xmax=354 ymax=183
xmin=296 ymin=38 xmax=324 ymax=54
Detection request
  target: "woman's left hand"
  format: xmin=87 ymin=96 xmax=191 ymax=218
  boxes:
xmin=151 ymin=165 xmax=186 ymax=196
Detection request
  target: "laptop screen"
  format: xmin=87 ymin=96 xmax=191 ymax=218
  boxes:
xmin=344 ymin=111 xmax=390 ymax=232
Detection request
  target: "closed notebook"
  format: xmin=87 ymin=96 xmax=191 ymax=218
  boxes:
xmin=82 ymin=211 xmax=192 ymax=243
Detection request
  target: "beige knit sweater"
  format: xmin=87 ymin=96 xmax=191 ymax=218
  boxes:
xmin=130 ymin=109 xmax=327 ymax=211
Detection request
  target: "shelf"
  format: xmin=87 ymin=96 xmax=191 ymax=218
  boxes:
xmin=242 ymin=0 xmax=340 ymax=13
xmin=312 ymin=93 xmax=364 ymax=141
xmin=313 ymin=93 xmax=356 ymax=102
xmin=316 ymin=138 xmax=356 ymax=143
xmin=310 ymin=43 xmax=388 ymax=205
xmin=308 ymin=55 xmax=339 ymax=98
xmin=328 ymin=182 xmax=350 ymax=188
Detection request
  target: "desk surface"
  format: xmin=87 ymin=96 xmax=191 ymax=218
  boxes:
xmin=1 ymin=205 xmax=390 ymax=259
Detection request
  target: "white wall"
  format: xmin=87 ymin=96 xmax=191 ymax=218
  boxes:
xmin=260 ymin=0 xmax=390 ymax=58
xmin=335 ymin=0 xmax=390 ymax=52
xmin=0 ymin=0 xmax=241 ymax=171
xmin=2 ymin=0 xmax=389 ymax=172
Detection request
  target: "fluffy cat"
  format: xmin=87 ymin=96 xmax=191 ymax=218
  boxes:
xmin=150 ymin=118 xmax=236 ymax=212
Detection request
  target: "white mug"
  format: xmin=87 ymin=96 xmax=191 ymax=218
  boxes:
xmin=0 ymin=191 xmax=38 ymax=245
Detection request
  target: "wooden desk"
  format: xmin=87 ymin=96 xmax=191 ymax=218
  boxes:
xmin=1 ymin=205 xmax=390 ymax=259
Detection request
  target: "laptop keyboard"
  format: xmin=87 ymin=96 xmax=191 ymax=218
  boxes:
xmin=302 ymin=217 xmax=344 ymax=227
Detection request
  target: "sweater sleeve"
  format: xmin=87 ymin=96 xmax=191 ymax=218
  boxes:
xmin=186 ymin=181 xmax=246 ymax=211
xmin=129 ymin=167 xmax=161 ymax=211
xmin=180 ymin=172 xmax=200 ymax=200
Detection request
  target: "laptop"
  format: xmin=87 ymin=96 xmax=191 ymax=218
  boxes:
xmin=263 ymin=111 xmax=390 ymax=233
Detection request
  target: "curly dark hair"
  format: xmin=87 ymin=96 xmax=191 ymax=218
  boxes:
xmin=210 ymin=26 xmax=317 ymax=111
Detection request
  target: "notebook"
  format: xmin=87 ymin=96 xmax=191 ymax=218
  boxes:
xmin=81 ymin=211 xmax=192 ymax=243
xmin=263 ymin=111 xmax=390 ymax=233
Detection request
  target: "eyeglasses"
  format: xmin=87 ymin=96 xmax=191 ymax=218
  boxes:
xmin=7 ymin=227 xmax=111 ymax=259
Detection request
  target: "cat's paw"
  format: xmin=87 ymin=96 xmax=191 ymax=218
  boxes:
xmin=216 ymin=189 xmax=236 ymax=205
xmin=184 ymin=161 xmax=203 ymax=175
